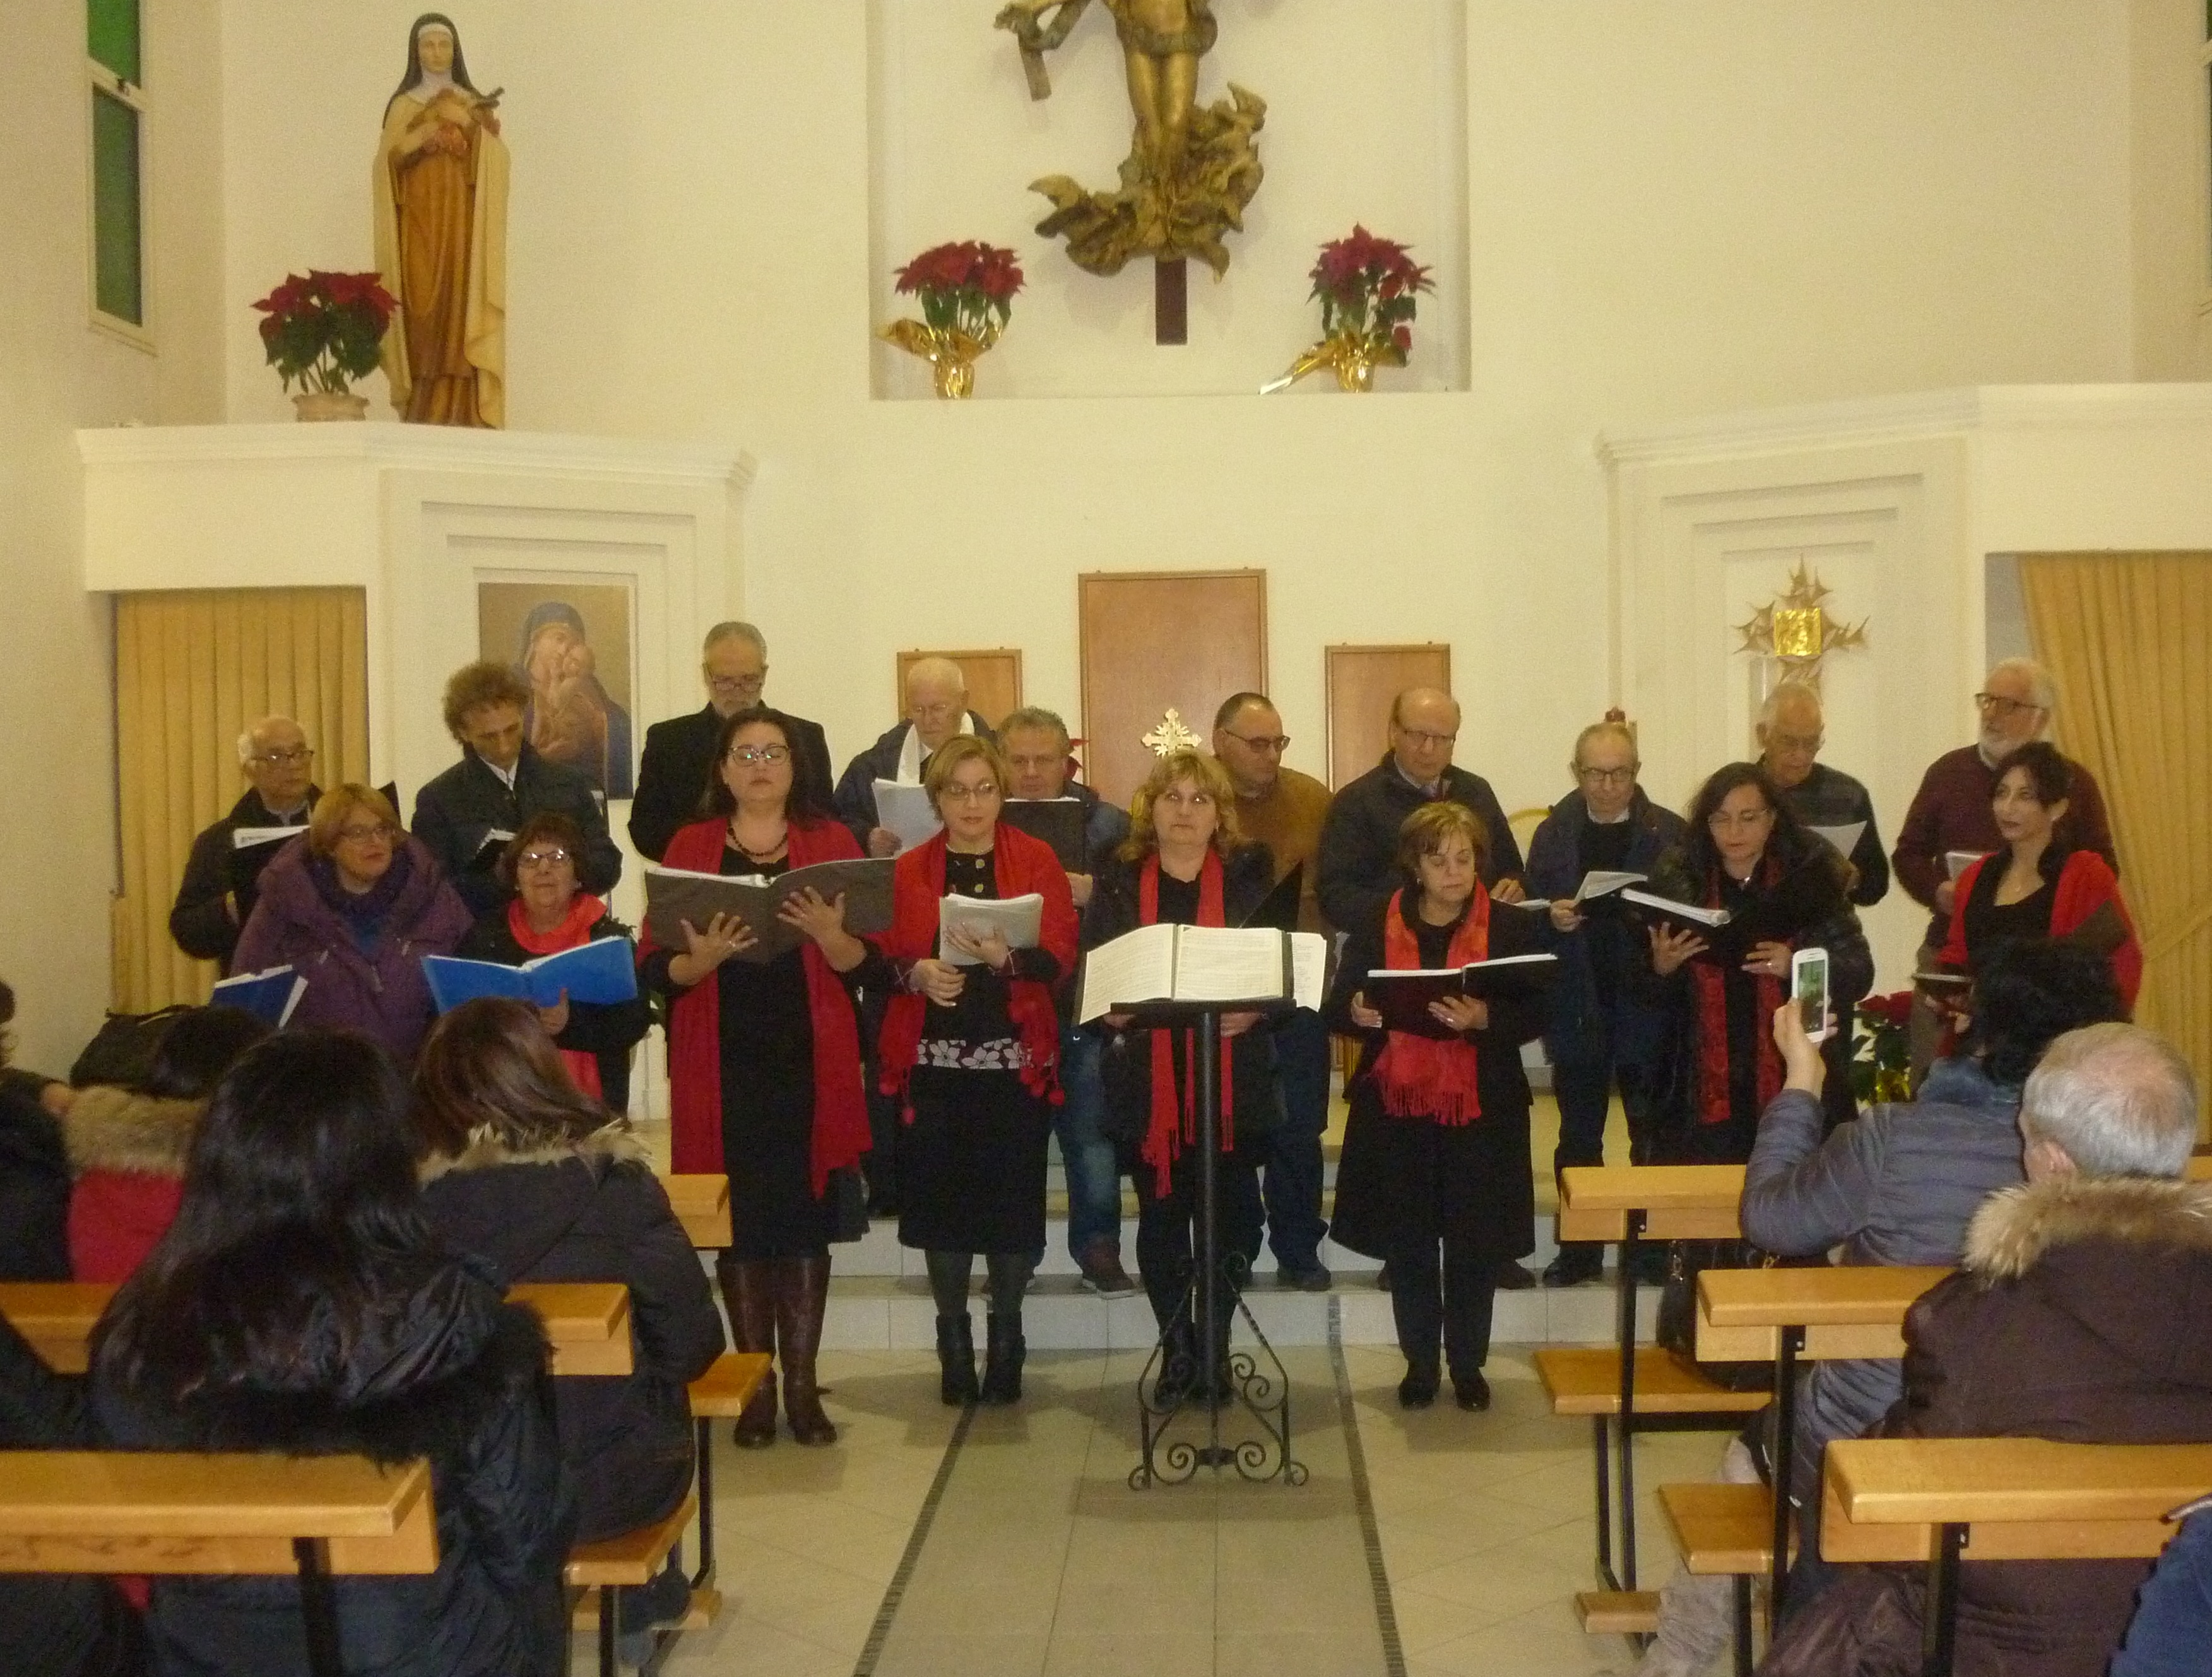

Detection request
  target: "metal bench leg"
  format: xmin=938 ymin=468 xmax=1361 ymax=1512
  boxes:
xmin=1770 ymin=1324 xmax=1803 ymax=1614
xmin=1593 ymin=1414 xmax=1617 ymax=1588
xmin=600 ymin=1581 xmax=618 ymax=1677
xmin=1732 ymin=1573 xmax=1754 ymax=1677
xmin=1921 ymin=1523 xmax=1964 ymax=1677
xmin=1616 ymin=1213 xmax=1645 ymax=1589
xmin=693 ymin=1415 xmax=716 ymax=1587
xmin=292 ymin=1537 xmax=344 ymax=1677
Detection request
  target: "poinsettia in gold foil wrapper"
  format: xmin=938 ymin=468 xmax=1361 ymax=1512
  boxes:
xmin=1263 ymin=225 xmax=1434 ymax=394
xmin=881 ymin=240 xmax=1022 ymax=400
xmin=878 ymin=319 xmax=1000 ymax=400
xmin=1265 ymin=330 xmax=1409 ymax=394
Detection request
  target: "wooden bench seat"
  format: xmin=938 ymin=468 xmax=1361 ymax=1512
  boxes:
xmin=1573 ymin=1589 xmax=1660 ymax=1635
xmin=685 ymin=1351 xmax=771 ymax=1418
xmin=1535 ymin=1346 xmax=1771 ymax=1417
xmin=661 ymin=1173 xmax=731 ymax=1251
xmin=568 ymin=1491 xmax=710 ymax=1676
xmin=1556 ymin=1165 xmax=1747 ymax=1243
xmin=1694 ymin=1265 xmax=1949 ymax=1365
xmin=1660 ymin=1481 xmax=1781 ymax=1576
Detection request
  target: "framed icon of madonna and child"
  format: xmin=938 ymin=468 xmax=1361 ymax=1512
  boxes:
xmin=476 ymin=578 xmax=637 ymax=799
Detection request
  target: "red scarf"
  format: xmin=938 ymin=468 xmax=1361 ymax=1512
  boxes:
xmin=1940 ymin=850 xmax=2142 ymax=1009
xmin=1136 ymin=851 xmax=1236 ymax=1198
xmin=506 ymin=892 xmax=608 ymax=1098
xmin=1371 ymin=887 xmax=1488 ymax=1124
xmin=641 ymin=817 xmax=872 ymax=1194
xmin=1691 ymin=856 xmax=1785 ymax=1126
xmin=876 ymin=826 xmax=1079 ymax=1110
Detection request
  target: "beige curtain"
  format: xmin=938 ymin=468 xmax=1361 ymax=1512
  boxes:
xmin=2019 ymin=553 xmax=2212 ymax=1131
xmin=113 ymin=589 xmax=372 ymax=1012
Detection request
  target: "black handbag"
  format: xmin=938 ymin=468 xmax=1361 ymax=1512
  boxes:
xmin=68 ymin=1006 xmax=191 ymax=1089
xmin=828 ymin=1164 xmax=870 ymax=1243
xmin=1655 ymin=1237 xmax=1780 ymax=1393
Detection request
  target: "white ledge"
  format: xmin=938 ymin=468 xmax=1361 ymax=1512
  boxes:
xmin=76 ymin=422 xmax=755 ymax=488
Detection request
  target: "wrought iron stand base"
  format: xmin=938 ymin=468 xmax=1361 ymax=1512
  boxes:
xmin=1130 ymin=1279 xmax=1308 ymax=1488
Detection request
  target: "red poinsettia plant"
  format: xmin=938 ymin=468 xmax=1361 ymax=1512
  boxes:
xmin=893 ymin=240 xmax=1024 ymax=345
xmin=251 ymin=270 xmax=397 ymax=396
xmin=1851 ymin=990 xmax=1916 ymax=1105
xmin=1308 ymin=225 xmax=1434 ymax=355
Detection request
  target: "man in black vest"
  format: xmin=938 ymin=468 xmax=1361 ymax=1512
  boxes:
xmin=629 ymin=622 xmax=834 ymax=861
xmin=170 ymin=715 xmax=324 ymax=973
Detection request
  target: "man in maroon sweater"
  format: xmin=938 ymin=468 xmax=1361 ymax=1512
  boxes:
xmin=1891 ymin=657 xmax=2117 ymax=1072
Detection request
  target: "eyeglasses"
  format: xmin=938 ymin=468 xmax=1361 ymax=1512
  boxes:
xmin=251 ymin=747 xmax=315 ymax=767
xmin=1221 ymin=731 xmax=1291 ymax=754
xmin=1974 ymin=692 xmax=2042 ymax=718
xmin=1766 ymin=732 xmax=1823 ymax=754
xmin=1158 ymin=788 xmax=1215 ymax=807
xmin=1397 ymin=728 xmax=1457 ymax=749
xmin=725 ymin=745 xmax=790 ymax=765
xmin=517 ymin=848 xmax=572 ymax=868
xmin=336 ymin=822 xmax=396 ymax=844
xmin=707 ymin=674 xmax=764 ymax=693
xmin=939 ymin=781 xmax=999 ymax=802
xmin=1706 ymin=807 xmax=1774 ymax=831
xmin=1576 ymin=765 xmax=1636 ymax=786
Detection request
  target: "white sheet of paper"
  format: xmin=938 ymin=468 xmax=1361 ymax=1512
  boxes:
xmin=1290 ymin=931 xmax=1326 ymax=1011
xmin=873 ymin=780 xmax=943 ymax=852
xmin=230 ymin=826 xmax=300 ymax=850
xmin=1077 ymin=923 xmax=1179 ymax=1023
xmin=939 ymin=892 xmax=1044 ymax=965
xmin=1574 ymin=869 xmax=1648 ymax=904
xmin=1166 ymin=927 xmax=1289 ymax=1004
xmin=1811 ymin=823 xmax=1866 ymax=859
xmin=1944 ymin=850 xmax=1989 ymax=882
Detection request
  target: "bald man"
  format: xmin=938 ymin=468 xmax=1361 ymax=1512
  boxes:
xmin=834 ymin=658 xmax=1000 ymax=856
xmin=1755 ymin=684 xmax=1889 ymax=908
xmin=170 ymin=716 xmax=323 ymax=974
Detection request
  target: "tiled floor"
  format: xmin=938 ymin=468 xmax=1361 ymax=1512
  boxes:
xmin=603 ymin=1339 xmax=1732 ymax=1676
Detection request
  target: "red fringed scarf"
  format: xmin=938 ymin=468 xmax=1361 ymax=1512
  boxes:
xmin=506 ymin=892 xmax=609 ymax=1098
xmin=1135 ymin=851 xmax=1236 ymax=1197
xmin=876 ymin=826 xmax=1079 ymax=1111
xmin=1691 ymin=857 xmax=1784 ymax=1126
xmin=1371 ymin=888 xmax=1488 ymax=1124
xmin=642 ymin=817 xmax=873 ymax=1194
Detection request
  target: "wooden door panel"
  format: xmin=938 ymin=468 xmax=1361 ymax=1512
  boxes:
xmin=896 ymin=649 xmax=1024 ymax=733
xmin=1325 ymin=644 xmax=1451 ymax=790
xmin=1079 ymin=571 xmax=1267 ymax=807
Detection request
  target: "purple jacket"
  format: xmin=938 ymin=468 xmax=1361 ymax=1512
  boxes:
xmin=231 ymin=836 xmax=472 ymax=1064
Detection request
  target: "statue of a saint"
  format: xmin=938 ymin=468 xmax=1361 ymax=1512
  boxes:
xmin=373 ymin=14 xmax=509 ymax=427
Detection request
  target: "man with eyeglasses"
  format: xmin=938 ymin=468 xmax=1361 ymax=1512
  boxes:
xmin=1212 ymin=692 xmax=1337 ymax=1290
xmin=834 ymin=656 xmax=998 ymax=857
xmin=169 ymin=716 xmax=324 ymax=973
xmin=1892 ymin=658 xmax=2117 ymax=1076
xmin=1756 ymin=682 xmax=1888 ymax=907
xmin=1523 ymin=717 xmax=1685 ymax=1286
xmin=629 ymin=622 xmax=834 ymax=861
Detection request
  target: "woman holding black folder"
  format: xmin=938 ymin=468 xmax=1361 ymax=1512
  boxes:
xmin=638 ymin=706 xmax=876 ymax=1449
xmin=1640 ymin=762 xmax=1872 ymax=1153
xmin=1327 ymin=800 xmax=1547 ymax=1412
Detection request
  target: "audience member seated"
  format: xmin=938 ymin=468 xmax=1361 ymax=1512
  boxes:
xmin=1084 ymin=749 xmax=1279 ymax=1404
xmin=453 ymin=814 xmax=651 ymax=1113
xmin=836 ymin=656 xmax=999 ymax=858
xmin=2112 ymin=1498 xmax=2212 ymax=1677
xmin=414 ymin=999 xmax=724 ymax=1657
xmin=168 ymin=716 xmax=321 ymax=975
xmin=1640 ymin=763 xmax=1872 ymax=1151
xmin=89 ymin=1032 xmax=575 ymax=1677
xmin=412 ymin=661 xmax=621 ymax=920
xmin=629 ymin=622 xmax=834 ymax=861
xmin=1327 ymin=802 xmax=1546 ymax=1414
xmin=0 ymin=979 xmax=71 ymax=1282
xmin=62 ymin=1006 xmax=270 ymax=1283
xmin=1937 ymin=741 xmax=2141 ymax=1010
xmin=232 ymin=785 xmax=472 ymax=1065
xmin=1763 ymin=1023 xmax=2212 ymax=1677
xmin=1623 ymin=941 xmax=2128 ymax=1677
xmin=1755 ymin=682 xmax=1889 ymax=906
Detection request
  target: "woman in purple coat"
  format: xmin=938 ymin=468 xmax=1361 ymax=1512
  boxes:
xmin=232 ymin=784 xmax=471 ymax=1064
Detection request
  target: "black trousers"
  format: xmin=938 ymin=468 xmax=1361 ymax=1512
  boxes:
xmin=1387 ymin=1235 xmax=1496 ymax=1378
xmin=1132 ymin=1147 xmax=1263 ymax=1330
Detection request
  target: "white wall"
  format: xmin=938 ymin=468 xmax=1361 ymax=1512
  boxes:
xmin=2129 ymin=0 xmax=2212 ymax=379
xmin=0 ymin=0 xmax=223 ymax=1069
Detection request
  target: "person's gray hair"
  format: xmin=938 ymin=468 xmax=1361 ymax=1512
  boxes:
xmin=1757 ymin=682 xmax=1823 ymax=729
xmin=235 ymin=716 xmax=299 ymax=767
xmin=1988 ymin=656 xmax=2059 ymax=719
xmin=703 ymin=621 xmax=767 ymax=660
xmin=1000 ymin=706 xmax=1070 ymax=749
xmin=2020 ymin=1022 xmax=2199 ymax=1180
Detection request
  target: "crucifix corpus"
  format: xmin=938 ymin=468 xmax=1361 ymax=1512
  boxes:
xmin=995 ymin=0 xmax=1265 ymax=345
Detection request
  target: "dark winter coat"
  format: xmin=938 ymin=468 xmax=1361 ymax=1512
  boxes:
xmin=61 ymin=1085 xmax=201 ymax=1283
xmin=168 ymin=788 xmax=319 ymax=973
xmin=831 ymin=714 xmax=998 ymax=851
xmin=1763 ymin=1173 xmax=2212 ymax=1677
xmin=420 ymin=1125 xmax=725 ymax=1541
xmin=0 ymin=1082 xmax=71 ymax=1281
xmin=1315 ymin=757 xmax=1526 ymax=936
xmin=230 ymin=838 xmax=473 ymax=1065
xmin=91 ymin=1257 xmax=576 ymax=1677
xmin=629 ymin=702 xmax=834 ymax=862
xmin=411 ymin=745 xmax=622 ymax=920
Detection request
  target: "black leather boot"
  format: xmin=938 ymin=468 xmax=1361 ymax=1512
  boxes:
xmin=775 ymin=1255 xmax=837 ymax=1447
xmin=979 ymin=1314 xmax=1026 ymax=1405
xmin=935 ymin=1313 xmax=978 ymax=1406
xmin=716 ymin=1253 xmax=778 ymax=1448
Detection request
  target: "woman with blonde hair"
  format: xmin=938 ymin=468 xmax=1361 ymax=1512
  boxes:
xmin=1082 ymin=749 xmax=1280 ymax=1403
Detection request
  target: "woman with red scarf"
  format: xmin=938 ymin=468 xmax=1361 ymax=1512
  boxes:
xmin=873 ymin=735 xmax=1078 ymax=1407
xmin=455 ymin=813 xmax=651 ymax=1110
xmin=1084 ymin=750 xmax=1280 ymax=1406
xmin=1328 ymin=802 xmax=1546 ymax=1412
xmin=638 ymin=707 xmax=876 ymax=1448
xmin=1643 ymin=762 xmax=1872 ymax=1156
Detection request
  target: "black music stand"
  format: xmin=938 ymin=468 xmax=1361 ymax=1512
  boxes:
xmin=1119 ymin=996 xmax=1307 ymax=1489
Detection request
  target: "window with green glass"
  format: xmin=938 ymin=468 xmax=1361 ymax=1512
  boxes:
xmin=88 ymin=0 xmax=140 ymax=85
xmin=86 ymin=0 xmax=146 ymax=333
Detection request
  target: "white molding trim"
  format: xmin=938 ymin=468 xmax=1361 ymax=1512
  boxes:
xmin=76 ymin=422 xmax=755 ymax=489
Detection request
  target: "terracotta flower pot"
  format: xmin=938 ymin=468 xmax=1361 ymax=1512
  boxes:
xmin=293 ymin=391 xmax=369 ymax=422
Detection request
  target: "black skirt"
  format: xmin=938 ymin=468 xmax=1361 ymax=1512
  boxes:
xmin=716 ymin=946 xmax=849 ymax=1259
xmin=1328 ymin=1083 xmax=1534 ymax=1262
xmin=896 ymin=1067 xmax=1050 ymax=1254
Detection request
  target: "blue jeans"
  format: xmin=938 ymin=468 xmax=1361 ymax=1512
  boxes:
xmin=1264 ymin=1008 xmax=1332 ymax=1271
xmin=2113 ymin=1509 xmax=2212 ymax=1677
xmin=1053 ymin=1026 xmax=1121 ymax=1260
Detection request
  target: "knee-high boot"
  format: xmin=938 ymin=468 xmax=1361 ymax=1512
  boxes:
xmin=774 ymin=1255 xmax=837 ymax=1446
xmin=716 ymin=1253 xmax=778 ymax=1448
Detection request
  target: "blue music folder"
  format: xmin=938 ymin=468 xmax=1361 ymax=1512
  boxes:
xmin=422 ymin=937 xmax=639 ymax=1014
xmin=210 ymin=966 xmax=307 ymax=1028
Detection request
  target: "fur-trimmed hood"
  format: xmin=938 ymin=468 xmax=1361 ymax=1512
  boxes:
xmin=1963 ymin=1174 xmax=2212 ymax=1282
xmin=61 ymin=1086 xmax=204 ymax=1178
xmin=418 ymin=1122 xmax=656 ymax=1288
xmin=417 ymin=1120 xmax=646 ymax=1186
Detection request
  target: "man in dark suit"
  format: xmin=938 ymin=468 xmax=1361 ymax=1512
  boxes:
xmin=170 ymin=715 xmax=324 ymax=973
xmin=629 ymin=622 xmax=834 ymax=860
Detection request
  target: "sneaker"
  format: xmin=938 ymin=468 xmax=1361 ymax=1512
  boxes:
xmin=1542 ymin=1248 xmax=1605 ymax=1288
xmin=1494 ymin=1260 xmax=1538 ymax=1291
xmin=1275 ymin=1261 xmax=1332 ymax=1292
xmin=1075 ymin=1237 xmax=1138 ymax=1299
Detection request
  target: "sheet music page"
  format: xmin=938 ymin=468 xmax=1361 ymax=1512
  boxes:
xmin=1290 ymin=931 xmax=1327 ymax=1010
xmin=1810 ymin=823 xmax=1866 ymax=859
xmin=1076 ymin=923 xmax=1179 ymax=1023
xmin=939 ymin=893 xmax=1044 ymax=965
xmin=872 ymin=780 xmax=944 ymax=851
xmin=1169 ymin=927 xmax=1289 ymax=1004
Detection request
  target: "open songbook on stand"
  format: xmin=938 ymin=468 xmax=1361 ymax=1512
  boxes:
xmin=642 ymin=859 xmax=894 ymax=963
xmin=1361 ymin=952 xmax=1559 ymax=1036
xmin=1077 ymin=924 xmax=1327 ymax=1025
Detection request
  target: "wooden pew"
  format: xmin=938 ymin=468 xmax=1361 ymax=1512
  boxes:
xmin=0 ymin=1281 xmax=633 ymax=1378
xmin=0 ymin=1451 xmax=434 ymax=1677
xmin=1821 ymin=1438 xmax=2212 ymax=1677
xmin=661 ymin=1173 xmax=731 ymax=1251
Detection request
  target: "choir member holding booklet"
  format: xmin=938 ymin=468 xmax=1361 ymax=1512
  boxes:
xmin=871 ymin=735 xmax=1078 ymax=1408
xmin=638 ymin=706 xmax=876 ymax=1449
xmin=1083 ymin=749 xmax=1280 ymax=1406
xmin=1327 ymin=802 xmax=1547 ymax=1413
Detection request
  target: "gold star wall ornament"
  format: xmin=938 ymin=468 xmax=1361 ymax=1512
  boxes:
xmin=1142 ymin=708 xmax=1202 ymax=757
xmin=1734 ymin=560 xmax=1869 ymax=686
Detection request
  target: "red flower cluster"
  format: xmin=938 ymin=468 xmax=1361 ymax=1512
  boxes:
xmin=1857 ymin=991 xmax=1916 ymax=1029
xmin=896 ymin=240 xmax=1024 ymax=305
xmin=251 ymin=270 xmax=396 ymax=336
xmin=1305 ymin=225 xmax=1435 ymax=357
xmin=249 ymin=270 xmax=397 ymax=395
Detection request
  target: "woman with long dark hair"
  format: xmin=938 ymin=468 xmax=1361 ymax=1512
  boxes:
xmin=89 ymin=1031 xmax=573 ymax=1677
xmin=638 ymin=705 xmax=875 ymax=1447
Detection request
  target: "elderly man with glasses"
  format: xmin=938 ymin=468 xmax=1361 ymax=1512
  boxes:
xmin=1755 ymin=682 xmax=1888 ymax=907
xmin=169 ymin=716 xmax=324 ymax=974
xmin=1891 ymin=658 xmax=2118 ymax=1077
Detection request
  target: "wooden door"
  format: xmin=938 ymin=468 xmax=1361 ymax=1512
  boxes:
xmin=1079 ymin=571 xmax=1267 ymax=806
xmin=895 ymin=649 xmax=1024 ymax=732
xmin=1324 ymin=643 xmax=1452 ymax=790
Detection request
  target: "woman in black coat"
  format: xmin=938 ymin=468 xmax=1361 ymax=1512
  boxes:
xmin=1325 ymin=800 xmax=1547 ymax=1413
xmin=1083 ymin=749 xmax=1280 ymax=1403
xmin=414 ymin=998 xmax=725 ymax=1646
xmin=89 ymin=1031 xmax=574 ymax=1677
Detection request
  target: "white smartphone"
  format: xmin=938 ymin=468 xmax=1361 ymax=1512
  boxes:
xmin=1790 ymin=947 xmax=1831 ymax=1043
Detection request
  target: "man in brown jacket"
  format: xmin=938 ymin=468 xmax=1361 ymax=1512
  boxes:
xmin=1764 ymin=1022 xmax=2212 ymax=1677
